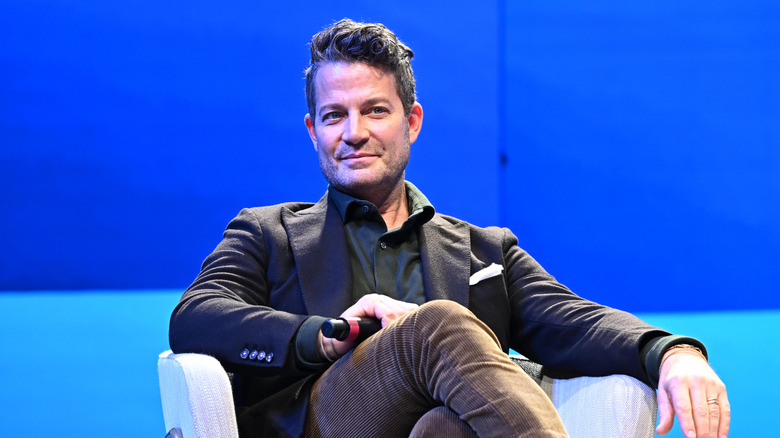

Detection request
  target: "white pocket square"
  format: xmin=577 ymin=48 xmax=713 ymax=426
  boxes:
xmin=469 ymin=263 xmax=504 ymax=286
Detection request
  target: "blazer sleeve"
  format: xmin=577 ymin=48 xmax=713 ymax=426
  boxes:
xmin=169 ymin=208 xmax=311 ymax=377
xmin=501 ymin=228 xmax=669 ymax=385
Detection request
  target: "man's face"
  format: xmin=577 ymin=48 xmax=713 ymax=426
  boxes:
xmin=305 ymin=62 xmax=423 ymax=200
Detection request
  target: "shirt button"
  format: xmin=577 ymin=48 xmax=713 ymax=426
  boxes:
xmin=361 ymin=205 xmax=370 ymax=215
xmin=380 ymin=241 xmax=387 ymax=250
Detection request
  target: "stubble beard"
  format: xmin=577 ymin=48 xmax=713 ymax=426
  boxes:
xmin=319 ymin=126 xmax=411 ymax=203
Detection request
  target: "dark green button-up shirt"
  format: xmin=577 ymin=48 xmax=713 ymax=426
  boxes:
xmin=328 ymin=181 xmax=435 ymax=306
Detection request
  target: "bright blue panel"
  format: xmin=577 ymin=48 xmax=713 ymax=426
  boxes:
xmin=503 ymin=2 xmax=780 ymax=312
xmin=638 ymin=309 xmax=779 ymax=438
xmin=0 ymin=1 xmax=500 ymax=290
xmin=0 ymin=291 xmax=180 ymax=436
xmin=0 ymin=291 xmax=771 ymax=436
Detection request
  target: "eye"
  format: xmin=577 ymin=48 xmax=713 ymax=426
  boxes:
xmin=369 ymin=107 xmax=388 ymax=116
xmin=322 ymin=112 xmax=344 ymax=123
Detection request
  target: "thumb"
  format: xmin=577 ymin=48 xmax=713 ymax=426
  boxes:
xmin=655 ymin=387 xmax=675 ymax=436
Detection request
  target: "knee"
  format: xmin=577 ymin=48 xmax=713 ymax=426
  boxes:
xmin=418 ymin=299 xmax=470 ymax=315
xmin=387 ymin=300 xmax=499 ymax=349
xmin=411 ymin=300 xmax=494 ymax=341
xmin=415 ymin=300 xmax=473 ymax=325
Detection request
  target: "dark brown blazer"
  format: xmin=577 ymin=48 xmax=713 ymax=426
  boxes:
xmin=170 ymin=194 xmax=666 ymax=436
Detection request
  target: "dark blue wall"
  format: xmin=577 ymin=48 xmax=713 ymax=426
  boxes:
xmin=2 ymin=1 xmax=777 ymax=312
xmin=503 ymin=2 xmax=779 ymax=311
xmin=0 ymin=1 xmax=500 ymax=289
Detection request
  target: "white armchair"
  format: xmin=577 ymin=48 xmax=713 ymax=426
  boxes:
xmin=158 ymin=350 xmax=657 ymax=438
xmin=158 ymin=351 xmax=239 ymax=438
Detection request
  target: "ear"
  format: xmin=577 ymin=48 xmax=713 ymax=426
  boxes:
xmin=407 ymin=102 xmax=424 ymax=145
xmin=304 ymin=114 xmax=317 ymax=150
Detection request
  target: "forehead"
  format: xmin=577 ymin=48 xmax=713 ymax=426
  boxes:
xmin=314 ymin=62 xmax=400 ymax=108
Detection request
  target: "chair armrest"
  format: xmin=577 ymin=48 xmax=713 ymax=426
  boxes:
xmin=158 ymin=350 xmax=239 ymax=438
xmin=511 ymin=355 xmax=657 ymax=438
xmin=551 ymin=373 xmax=657 ymax=438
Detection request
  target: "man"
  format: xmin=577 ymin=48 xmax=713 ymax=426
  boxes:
xmin=170 ymin=19 xmax=729 ymax=437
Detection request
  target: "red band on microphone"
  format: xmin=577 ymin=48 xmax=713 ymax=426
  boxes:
xmin=344 ymin=318 xmax=361 ymax=343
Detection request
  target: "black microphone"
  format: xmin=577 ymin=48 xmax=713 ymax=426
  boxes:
xmin=321 ymin=317 xmax=382 ymax=342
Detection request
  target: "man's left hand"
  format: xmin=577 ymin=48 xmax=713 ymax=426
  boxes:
xmin=656 ymin=350 xmax=730 ymax=438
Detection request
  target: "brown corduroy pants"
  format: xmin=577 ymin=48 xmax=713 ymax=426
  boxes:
xmin=304 ymin=300 xmax=569 ymax=437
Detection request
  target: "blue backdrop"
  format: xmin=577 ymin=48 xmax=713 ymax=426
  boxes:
xmin=1 ymin=3 xmax=777 ymax=437
xmin=1 ymin=1 xmax=778 ymax=312
xmin=503 ymin=2 xmax=780 ymax=312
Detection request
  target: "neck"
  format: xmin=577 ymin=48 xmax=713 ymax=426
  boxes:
xmin=341 ymin=179 xmax=409 ymax=230
xmin=375 ymin=183 xmax=409 ymax=230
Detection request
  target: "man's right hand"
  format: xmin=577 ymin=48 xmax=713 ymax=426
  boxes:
xmin=321 ymin=294 xmax=419 ymax=359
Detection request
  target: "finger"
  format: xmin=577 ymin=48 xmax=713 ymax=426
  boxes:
xmin=373 ymin=298 xmax=402 ymax=325
xmin=706 ymin=377 xmax=730 ymax=438
xmin=668 ymin=385 xmax=696 ymax=438
xmin=328 ymin=333 xmax=355 ymax=356
xmin=343 ymin=294 xmax=389 ymax=318
xmin=376 ymin=302 xmax=398 ymax=326
xmin=342 ymin=294 xmax=418 ymax=324
xmin=378 ymin=294 xmax=418 ymax=312
xmin=655 ymin=388 xmax=675 ymax=436
xmin=379 ymin=305 xmax=412 ymax=326
xmin=341 ymin=296 xmax=375 ymax=318
xmin=717 ymin=393 xmax=731 ymax=438
xmin=706 ymin=394 xmax=721 ymax=438
xmin=690 ymin=382 xmax=712 ymax=438
xmin=370 ymin=296 xmax=417 ymax=325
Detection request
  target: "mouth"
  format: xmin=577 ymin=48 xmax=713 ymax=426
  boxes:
xmin=340 ymin=152 xmax=379 ymax=160
xmin=339 ymin=153 xmax=379 ymax=167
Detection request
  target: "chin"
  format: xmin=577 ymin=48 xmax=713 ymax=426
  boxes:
xmin=332 ymin=177 xmax=394 ymax=198
xmin=333 ymin=172 xmax=382 ymax=190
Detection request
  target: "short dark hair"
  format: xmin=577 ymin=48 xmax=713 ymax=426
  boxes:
xmin=305 ymin=19 xmax=416 ymax=121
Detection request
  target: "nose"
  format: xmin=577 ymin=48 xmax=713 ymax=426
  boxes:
xmin=342 ymin=113 xmax=369 ymax=146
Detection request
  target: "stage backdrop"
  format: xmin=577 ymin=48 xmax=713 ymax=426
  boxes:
xmin=502 ymin=1 xmax=779 ymax=312
xmin=1 ymin=1 xmax=777 ymax=312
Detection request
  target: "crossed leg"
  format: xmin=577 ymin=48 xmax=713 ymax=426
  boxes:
xmin=304 ymin=300 xmax=568 ymax=437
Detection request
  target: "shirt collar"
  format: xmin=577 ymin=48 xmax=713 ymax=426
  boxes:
xmin=327 ymin=181 xmax=435 ymax=228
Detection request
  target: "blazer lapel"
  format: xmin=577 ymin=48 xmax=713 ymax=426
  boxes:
xmin=282 ymin=195 xmax=353 ymax=317
xmin=419 ymin=215 xmax=471 ymax=307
